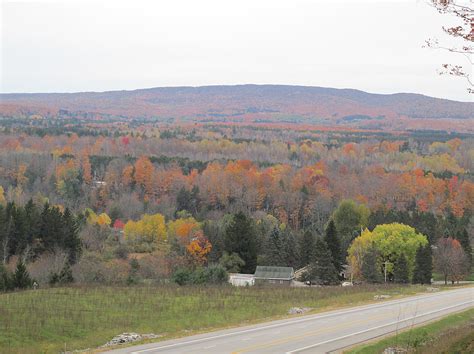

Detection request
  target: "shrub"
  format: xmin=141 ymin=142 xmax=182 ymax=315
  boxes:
xmin=0 ymin=264 xmax=13 ymax=292
xmin=49 ymin=263 xmax=74 ymax=286
xmin=28 ymin=249 xmax=69 ymax=286
xmin=205 ymin=264 xmax=229 ymax=284
xmin=126 ymin=258 xmax=141 ymax=285
xmin=114 ymin=244 xmax=129 ymax=260
xmin=13 ymin=260 xmax=33 ymax=289
xmin=71 ymin=252 xmax=106 ymax=283
xmin=171 ymin=265 xmax=228 ymax=285
xmin=171 ymin=268 xmax=193 ymax=285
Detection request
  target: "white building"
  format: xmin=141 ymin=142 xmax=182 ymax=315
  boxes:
xmin=228 ymin=273 xmax=255 ymax=287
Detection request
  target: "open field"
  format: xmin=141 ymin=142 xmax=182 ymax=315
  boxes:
xmin=347 ymin=307 xmax=474 ymax=354
xmin=0 ymin=284 xmax=442 ymax=353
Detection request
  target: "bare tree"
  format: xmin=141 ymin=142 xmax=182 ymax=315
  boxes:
xmin=27 ymin=249 xmax=70 ymax=285
xmin=425 ymin=1 xmax=474 ymax=93
xmin=434 ymin=237 xmax=469 ymax=284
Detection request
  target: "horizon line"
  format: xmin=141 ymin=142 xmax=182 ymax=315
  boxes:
xmin=1 ymin=83 xmax=472 ymax=104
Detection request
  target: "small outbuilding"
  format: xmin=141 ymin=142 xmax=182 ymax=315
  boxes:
xmin=254 ymin=266 xmax=295 ymax=286
xmin=228 ymin=273 xmax=255 ymax=287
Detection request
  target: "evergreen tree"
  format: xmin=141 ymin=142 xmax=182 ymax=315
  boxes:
xmin=176 ymin=186 xmax=200 ymax=216
xmin=219 ymin=252 xmax=245 ymax=273
xmin=299 ymin=230 xmax=315 ymax=268
xmin=1 ymin=203 xmax=16 ymax=264
xmin=176 ymin=187 xmax=191 ymax=214
xmin=362 ymin=247 xmax=382 ymax=283
xmin=23 ymin=199 xmax=40 ymax=257
xmin=0 ymin=264 xmax=12 ymax=292
xmin=59 ymin=263 xmax=74 ymax=284
xmin=324 ymin=220 xmax=343 ymax=273
xmin=127 ymin=258 xmax=140 ymax=285
xmin=224 ymin=212 xmax=257 ymax=274
xmin=307 ymin=238 xmax=338 ymax=285
xmin=39 ymin=203 xmax=62 ymax=252
xmin=393 ymin=253 xmax=409 ymax=283
xmin=455 ymin=229 xmax=472 ymax=266
xmin=282 ymin=230 xmax=299 ymax=268
xmin=108 ymin=206 xmax=122 ymax=225
xmin=413 ymin=245 xmax=433 ymax=284
xmin=62 ymin=208 xmax=81 ymax=263
xmin=263 ymin=227 xmax=285 ymax=266
xmin=10 ymin=205 xmax=28 ymax=256
xmin=13 ymin=260 xmax=32 ymax=289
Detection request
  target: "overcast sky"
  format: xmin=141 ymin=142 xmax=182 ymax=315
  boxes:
xmin=1 ymin=0 xmax=471 ymax=101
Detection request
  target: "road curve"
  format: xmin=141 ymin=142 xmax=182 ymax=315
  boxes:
xmin=104 ymin=287 xmax=473 ymax=354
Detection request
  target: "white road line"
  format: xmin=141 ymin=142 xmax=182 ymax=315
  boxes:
xmin=285 ymin=300 xmax=474 ymax=354
xmin=129 ymin=288 xmax=473 ymax=354
xmin=203 ymin=344 xmax=216 ymax=349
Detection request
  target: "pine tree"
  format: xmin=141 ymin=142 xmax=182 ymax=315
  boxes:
xmin=62 ymin=208 xmax=82 ymax=263
xmin=176 ymin=186 xmax=200 ymax=216
xmin=282 ymin=231 xmax=299 ymax=268
xmin=58 ymin=263 xmax=74 ymax=284
xmin=264 ymin=228 xmax=285 ymax=266
xmin=299 ymin=230 xmax=315 ymax=268
xmin=176 ymin=187 xmax=191 ymax=213
xmin=362 ymin=247 xmax=382 ymax=283
xmin=456 ymin=229 xmax=472 ymax=266
xmin=224 ymin=212 xmax=257 ymax=274
xmin=13 ymin=260 xmax=32 ymax=289
xmin=10 ymin=206 xmax=28 ymax=256
xmin=24 ymin=199 xmax=40 ymax=258
xmin=39 ymin=203 xmax=63 ymax=252
xmin=393 ymin=253 xmax=409 ymax=283
xmin=0 ymin=264 xmax=12 ymax=292
xmin=413 ymin=245 xmax=433 ymax=284
xmin=307 ymin=238 xmax=338 ymax=285
xmin=0 ymin=203 xmax=15 ymax=264
xmin=324 ymin=220 xmax=343 ymax=274
xmin=127 ymin=258 xmax=140 ymax=285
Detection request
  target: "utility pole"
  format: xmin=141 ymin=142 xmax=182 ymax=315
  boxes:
xmin=384 ymin=261 xmax=390 ymax=283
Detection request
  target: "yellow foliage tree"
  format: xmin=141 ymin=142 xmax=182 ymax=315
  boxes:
xmin=347 ymin=223 xmax=428 ymax=280
xmin=85 ymin=208 xmax=98 ymax=225
xmin=16 ymin=164 xmax=28 ymax=187
xmin=124 ymin=213 xmax=167 ymax=243
xmin=0 ymin=186 xmax=6 ymax=206
xmin=84 ymin=209 xmax=110 ymax=227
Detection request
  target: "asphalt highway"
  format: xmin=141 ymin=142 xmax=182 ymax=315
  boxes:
xmin=105 ymin=287 xmax=473 ymax=354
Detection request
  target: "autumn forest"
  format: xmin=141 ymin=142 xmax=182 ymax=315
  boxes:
xmin=0 ymin=89 xmax=472 ymax=289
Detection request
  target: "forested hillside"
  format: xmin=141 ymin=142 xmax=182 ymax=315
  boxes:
xmin=0 ymin=114 xmax=472 ymax=288
xmin=1 ymin=85 xmax=473 ymax=132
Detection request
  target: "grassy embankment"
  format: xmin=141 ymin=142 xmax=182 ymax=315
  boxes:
xmin=0 ymin=284 xmax=436 ymax=353
xmin=347 ymin=307 xmax=474 ymax=354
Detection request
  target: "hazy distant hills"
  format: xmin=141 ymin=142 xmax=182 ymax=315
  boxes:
xmin=1 ymin=85 xmax=473 ymax=125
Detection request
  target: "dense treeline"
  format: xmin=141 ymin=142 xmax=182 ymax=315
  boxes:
xmin=0 ymin=120 xmax=472 ymax=289
xmin=0 ymin=201 xmax=81 ymax=264
xmin=0 ymin=195 xmax=471 ymax=289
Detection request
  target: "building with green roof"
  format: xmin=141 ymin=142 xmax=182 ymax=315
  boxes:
xmin=254 ymin=266 xmax=295 ymax=286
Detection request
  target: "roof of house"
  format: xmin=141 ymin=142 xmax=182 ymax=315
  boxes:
xmin=254 ymin=266 xmax=295 ymax=280
xmin=229 ymin=273 xmax=255 ymax=279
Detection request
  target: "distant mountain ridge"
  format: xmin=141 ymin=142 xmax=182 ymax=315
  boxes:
xmin=1 ymin=85 xmax=472 ymax=122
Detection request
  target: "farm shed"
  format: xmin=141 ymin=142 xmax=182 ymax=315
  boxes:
xmin=254 ymin=266 xmax=295 ymax=286
xmin=228 ymin=273 xmax=255 ymax=287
